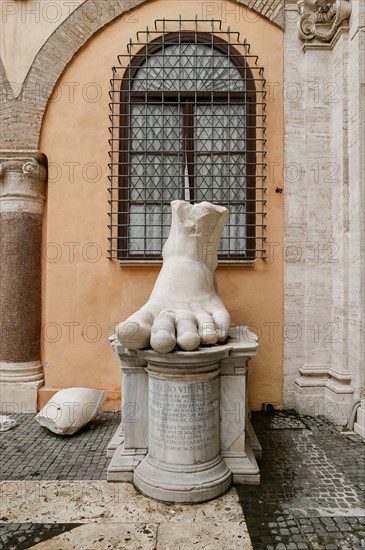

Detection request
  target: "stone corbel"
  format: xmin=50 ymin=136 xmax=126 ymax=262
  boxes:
xmin=298 ymin=0 xmax=351 ymax=45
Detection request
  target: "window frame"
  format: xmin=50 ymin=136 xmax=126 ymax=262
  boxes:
xmin=117 ymin=31 xmax=257 ymax=262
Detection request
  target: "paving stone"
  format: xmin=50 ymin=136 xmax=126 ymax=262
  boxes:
xmin=237 ymin=411 xmax=365 ymax=550
xmin=26 ymin=523 xmax=158 ymax=550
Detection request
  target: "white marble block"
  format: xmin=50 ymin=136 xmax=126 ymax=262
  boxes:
xmin=35 ymin=387 xmax=107 ymax=435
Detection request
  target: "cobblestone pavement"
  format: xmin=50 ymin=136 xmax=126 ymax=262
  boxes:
xmin=0 ymin=412 xmax=119 ymax=481
xmin=238 ymin=411 xmax=365 ymax=550
xmin=0 ymin=410 xmax=364 ymax=549
xmin=0 ymin=523 xmax=81 ymax=550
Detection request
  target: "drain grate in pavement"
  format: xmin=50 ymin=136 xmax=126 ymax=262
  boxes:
xmin=0 ymin=523 xmax=82 ymax=550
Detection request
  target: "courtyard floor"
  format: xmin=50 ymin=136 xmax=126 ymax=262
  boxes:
xmin=0 ymin=410 xmax=364 ymax=550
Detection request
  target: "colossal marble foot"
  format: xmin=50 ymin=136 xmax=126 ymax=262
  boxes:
xmin=116 ymin=200 xmax=231 ymax=353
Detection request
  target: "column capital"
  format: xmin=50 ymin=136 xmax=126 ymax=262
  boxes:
xmin=0 ymin=150 xmax=47 ymax=215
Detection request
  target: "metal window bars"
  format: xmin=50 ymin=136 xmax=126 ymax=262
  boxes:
xmin=108 ymin=18 xmax=267 ymax=263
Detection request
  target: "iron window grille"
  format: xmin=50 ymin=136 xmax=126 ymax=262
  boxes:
xmin=108 ymin=18 xmax=267 ymax=263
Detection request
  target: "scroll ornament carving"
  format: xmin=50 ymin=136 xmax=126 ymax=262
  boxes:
xmin=0 ymin=154 xmax=47 ymax=183
xmin=22 ymin=160 xmax=39 ymax=175
xmin=298 ymin=0 xmax=352 ymax=42
xmin=0 ymin=153 xmax=47 ymax=213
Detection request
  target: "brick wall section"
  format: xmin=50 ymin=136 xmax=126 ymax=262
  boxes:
xmin=0 ymin=0 xmax=285 ymax=150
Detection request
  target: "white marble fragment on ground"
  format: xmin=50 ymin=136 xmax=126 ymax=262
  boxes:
xmin=35 ymin=388 xmax=107 ymax=435
xmin=0 ymin=414 xmax=17 ymax=431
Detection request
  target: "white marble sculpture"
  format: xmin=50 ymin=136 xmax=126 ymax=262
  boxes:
xmin=35 ymin=388 xmax=107 ymax=435
xmin=109 ymin=202 xmax=261 ymax=502
xmin=117 ymin=200 xmax=231 ymax=353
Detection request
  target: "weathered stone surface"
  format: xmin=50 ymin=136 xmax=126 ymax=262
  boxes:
xmin=0 ymin=480 xmax=246 ymax=524
xmin=298 ymin=0 xmax=352 ymax=46
xmin=354 ymin=399 xmax=365 ymax=438
xmin=28 ymin=523 xmax=158 ymax=550
xmin=157 ymin=521 xmax=252 ymax=549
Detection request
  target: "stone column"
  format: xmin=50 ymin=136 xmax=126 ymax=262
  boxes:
xmin=0 ymin=151 xmax=47 ymax=412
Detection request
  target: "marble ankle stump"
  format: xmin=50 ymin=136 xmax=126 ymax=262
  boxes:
xmin=108 ymin=201 xmax=261 ymax=502
xmin=116 ymin=200 xmax=231 ymax=353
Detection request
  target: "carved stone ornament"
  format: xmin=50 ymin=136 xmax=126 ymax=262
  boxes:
xmin=0 ymin=151 xmax=47 ymax=214
xmin=298 ymin=0 xmax=351 ymax=43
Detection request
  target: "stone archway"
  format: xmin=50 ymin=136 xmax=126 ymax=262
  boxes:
xmin=1 ymin=0 xmax=284 ymax=150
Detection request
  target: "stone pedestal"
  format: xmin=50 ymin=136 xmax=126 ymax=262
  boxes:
xmin=107 ymin=326 xmax=261 ymax=503
xmin=134 ymin=347 xmax=231 ymax=502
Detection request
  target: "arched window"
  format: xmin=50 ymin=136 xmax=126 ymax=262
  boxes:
xmin=109 ymin=21 xmax=266 ymax=262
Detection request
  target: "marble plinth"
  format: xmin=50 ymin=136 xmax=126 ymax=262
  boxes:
xmin=107 ymin=326 xmax=260 ymax=503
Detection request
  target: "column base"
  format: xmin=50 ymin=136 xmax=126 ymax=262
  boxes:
xmin=134 ymin=453 xmax=232 ymax=503
xmin=107 ymin=429 xmax=262 ymax=489
xmin=0 ymin=380 xmax=44 ymax=413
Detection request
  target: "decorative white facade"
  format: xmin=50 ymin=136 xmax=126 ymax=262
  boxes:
xmin=284 ymin=0 xmax=364 ymax=425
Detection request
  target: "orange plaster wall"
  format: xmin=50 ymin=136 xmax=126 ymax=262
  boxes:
xmin=39 ymin=0 xmax=284 ymax=411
